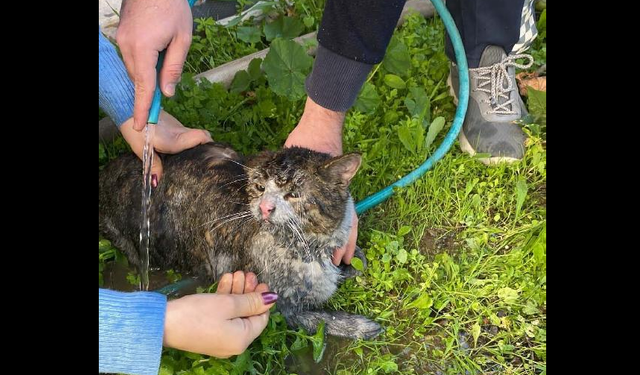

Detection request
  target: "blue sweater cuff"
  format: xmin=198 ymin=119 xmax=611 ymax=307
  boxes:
xmin=99 ymin=289 xmax=167 ymax=375
xmin=99 ymin=26 xmax=135 ymax=127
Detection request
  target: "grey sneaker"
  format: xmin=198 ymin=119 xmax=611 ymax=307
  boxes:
xmin=448 ymin=46 xmax=534 ymax=165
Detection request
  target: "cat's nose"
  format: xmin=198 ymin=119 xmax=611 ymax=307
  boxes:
xmin=259 ymin=200 xmax=275 ymax=220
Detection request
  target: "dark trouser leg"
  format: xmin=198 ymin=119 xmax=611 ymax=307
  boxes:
xmin=445 ymin=0 xmax=531 ymax=68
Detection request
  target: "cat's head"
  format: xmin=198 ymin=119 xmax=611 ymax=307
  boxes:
xmin=245 ymin=147 xmax=361 ymax=236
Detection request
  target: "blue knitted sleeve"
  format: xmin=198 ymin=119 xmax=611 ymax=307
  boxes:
xmin=99 ymin=289 xmax=167 ymax=375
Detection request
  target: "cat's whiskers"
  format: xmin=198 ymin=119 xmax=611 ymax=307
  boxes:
xmin=191 ymin=176 xmax=248 ymax=207
xmin=219 ymin=175 xmax=249 ymax=188
xmin=225 ymin=159 xmax=256 ymax=172
xmin=226 ymin=201 xmax=251 ymax=206
xmin=295 ymin=193 xmax=322 ymax=257
xmin=208 ymin=213 xmax=253 ymax=233
xmin=199 ymin=210 xmax=252 ymax=229
xmin=288 ymin=218 xmax=311 ymax=258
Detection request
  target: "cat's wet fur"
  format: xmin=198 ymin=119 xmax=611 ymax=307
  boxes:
xmin=99 ymin=142 xmax=381 ymax=340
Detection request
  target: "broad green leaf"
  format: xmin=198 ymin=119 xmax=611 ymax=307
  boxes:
xmin=248 ymin=58 xmax=263 ymax=80
xmin=311 ymin=321 xmax=326 ymax=363
xmin=383 ymin=36 xmax=411 ymax=77
xmin=99 ymin=239 xmax=111 ymax=252
xmin=537 ymin=9 xmax=546 ymax=34
xmin=413 ymin=120 xmax=425 ymax=152
xmin=263 ymin=39 xmax=313 ymax=101
xmin=351 ymin=257 xmax=364 ymax=271
xmin=397 ymin=125 xmax=415 ymax=153
xmin=230 ymin=70 xmax=251 ymax=93
xmin=290 ymin=334 xmax=307 ymax=351
xmin=397 ymin=249 xmax=408 ymax=264
xmin=236 ymin=26 xmax=261 ymax=44
xmin=497 ymin=287 xmax=519 ymax=304
xmin=264 ymin=16 xmax=305 ymax=41
xmin=527 ymin=87 xmax=546 ymax=125
xmin=303 ymin=16 xmax=315 ymax=28
xmin=398 ymin=226 xmax=412 ymax=236
xmin=405 ymin=87 xmax=430 ymax=124
xmin=384 ymin=74 xmax=406 ymax=89
xmin=425 ymin=116 xmax=446 ymax=149
xmin=231 ymin=351 xmax=253 ymax=375
xmin=380 ymin=361 xmax=398 ymax=372
xmin=407 ymin=293 xmax=432 ymax=310
xmin=354 ymin=82 xmax=381 ymax=114
xmin=523 ymin=300 xmax=539 ymax=315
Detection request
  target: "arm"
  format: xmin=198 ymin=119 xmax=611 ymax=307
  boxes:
xmin=99 ymin=273 xmax=276 ymax=375
xmin=99 ymin=26 xmax=134 ymax=128
xmin=99 ymin=26 xmax=211 ymax=184
xmin=305 ymin=0 xmax=407 ymax=113
xmin=99 ymin=289 xmax=167 ymax=375
xmin=286 ymin=0 xmax=406 ymax=265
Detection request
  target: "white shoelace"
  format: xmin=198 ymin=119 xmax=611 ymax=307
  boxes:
xmin=471 ymin=54 xmax=534 ymax=115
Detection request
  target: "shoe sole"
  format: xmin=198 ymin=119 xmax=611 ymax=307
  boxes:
xmin=447 ymin=73 xmax=521 ymax=166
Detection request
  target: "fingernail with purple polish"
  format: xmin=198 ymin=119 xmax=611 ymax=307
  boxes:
xmin=152 ymin=174 xmax=158 ymax=188
xmin=261 ymin=292 xmax=278 ymax=304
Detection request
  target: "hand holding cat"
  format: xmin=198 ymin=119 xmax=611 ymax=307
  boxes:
xmin=285 ymin=97 xmax=358 ymax=266
xmin=120 ymin=111 xmax=212 ymax=185
xmin=332 ymin=206 xmax=358 ymax=265
xmin=163 ymin=271 xmax=277 ymax=358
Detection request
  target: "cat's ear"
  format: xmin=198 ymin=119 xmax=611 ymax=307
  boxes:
xmin=319 ymin=153 xmax=362 ymax=185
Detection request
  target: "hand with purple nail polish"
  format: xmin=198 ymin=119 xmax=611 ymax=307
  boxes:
xmin=120 ymin=110 xmax=213 ymax=185
xmin=163 ymin=271 xmax=276 ymax=358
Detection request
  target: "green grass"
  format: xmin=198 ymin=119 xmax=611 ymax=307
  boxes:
xmin=100 ymin=9 xmax=546 ymax=375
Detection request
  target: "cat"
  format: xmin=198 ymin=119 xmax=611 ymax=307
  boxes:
xmin=99 ymin=142 xmax=382 ymax=340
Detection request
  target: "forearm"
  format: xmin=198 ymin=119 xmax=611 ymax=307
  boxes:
xmin=99 ymin=289 xmax=167 ymax=375
xmin=305 ymin=0 xmax=406 ymax=112
xmin=99 ymin=26 xmax=135 ymax=127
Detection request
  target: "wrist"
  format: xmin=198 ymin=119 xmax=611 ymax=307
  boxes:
xmin=286 ymin=97 xmax=345 ymax=156
xmin=163 ymin=299 xmax=178 ymax=349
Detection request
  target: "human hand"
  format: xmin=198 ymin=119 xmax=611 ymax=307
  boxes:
xmin=120 ymin=111 xmax=212 ymax=186
xmin=284 ymin=97 xmax=358 ymax=266
xmin=163 ymin=271 xmax=276 ymax=358
xmin=116 ymin=0 xmax=193 ymax=130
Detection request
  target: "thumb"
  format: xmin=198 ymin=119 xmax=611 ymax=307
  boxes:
xmin=175 ymin=128 xmax=213 ymax=152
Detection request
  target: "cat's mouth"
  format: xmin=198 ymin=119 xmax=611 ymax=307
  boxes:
xmin=253 ymin=209 xmax=276 ymax=226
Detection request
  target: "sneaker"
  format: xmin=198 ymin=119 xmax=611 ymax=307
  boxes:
xmin=448 ymin=45 xmax=533 ymax=165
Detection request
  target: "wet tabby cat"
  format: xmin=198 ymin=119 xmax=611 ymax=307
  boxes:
xmin=99 ymin=142 xmax=382 ymax=339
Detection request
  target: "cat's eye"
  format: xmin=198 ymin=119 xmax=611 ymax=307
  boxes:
xmin=256 ymin=184 xmax=265 ymax=192
xmin=285 ymin=192 xmax=299 ymax=199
